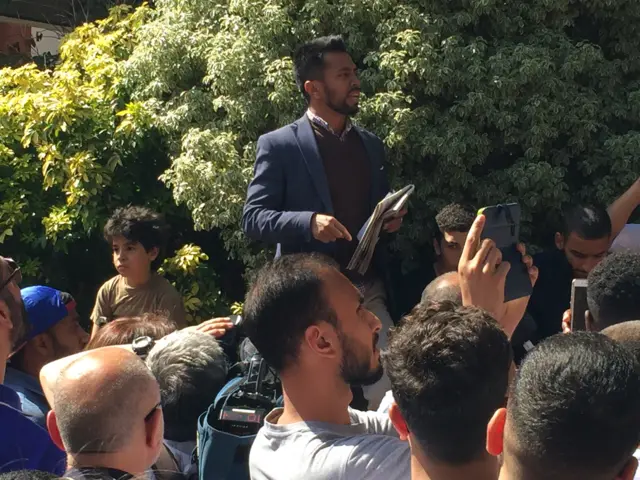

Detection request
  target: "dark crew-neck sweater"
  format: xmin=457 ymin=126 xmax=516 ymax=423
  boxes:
xmin=310 ymin=121 xmax=372 ymax=272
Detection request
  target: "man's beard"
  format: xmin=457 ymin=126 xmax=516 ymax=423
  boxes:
xmin=325 ymin=86 xmax=360 ymax=116
xmin=339 ymin=331 xmax=383 ymax=386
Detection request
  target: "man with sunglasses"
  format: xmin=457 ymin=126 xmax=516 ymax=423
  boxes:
xmin=0 ymin=255 xmax=66 ymax=474
xmin=40 ymin=346 xmax=164 ymax=480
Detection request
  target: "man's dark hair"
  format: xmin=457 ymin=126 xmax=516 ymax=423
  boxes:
xmin=434 ymin=203 xmax=476 ymax=240
xmin=507 ymin=332 xmax=640 ymax=480
xmin=562 ymin=204 xmax=611 ymax=240
xmin=587 ymin=251 xmax=640 ymax=330
xmin=243 ymin=254 xmax=339 ymax=372
xmin=103 ymin=206 xmax=169 ymax=270
xmin=383 ymin=302 xmax=512 ymax=464
xmin=0 ymin=471 xmax=60 ymax=480
xmin=293 ymin=36 xmax=348 ymax=102
xmin=420 ymin=272 xmax=462 ymax=306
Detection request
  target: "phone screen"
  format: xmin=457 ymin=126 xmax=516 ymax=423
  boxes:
xmin=571 ymin=279 xmax=589 ymax=331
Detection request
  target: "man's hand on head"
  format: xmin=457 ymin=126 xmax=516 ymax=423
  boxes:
xmin=311 ymin=214 xmax=353 ymax=243
xmin=458 ymin=215 xmax=510 ymax=320
xmin=186 ymin=317 xmax=234 ymax=339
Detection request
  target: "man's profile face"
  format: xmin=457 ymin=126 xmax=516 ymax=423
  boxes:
xmin=0 ymin=257 xmax=28 ymax=350
xmin=315 ymin=52 xmax=361 ymax=116
xmin=435 ymin=230 xmax=469 ymax=273
xmin=323 ymin=269 xmax=383 ymax=386
xmin=48 ymin=308 xmax=89 ymax=359
xmin=556 ymin=232 xmax=609 ymax=278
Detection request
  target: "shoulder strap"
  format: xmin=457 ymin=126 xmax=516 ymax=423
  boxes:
xmin=152 ymin=444 xmax=184 ymax=480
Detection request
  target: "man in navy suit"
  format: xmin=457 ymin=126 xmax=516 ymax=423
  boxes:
xmin=242 ymin=36 xmax=405 ymax=409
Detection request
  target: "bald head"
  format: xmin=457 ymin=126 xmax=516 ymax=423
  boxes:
xmin=52 ymin=347 xmax=160 ymax=454
xmin=421 ymin=272 xmax=462 ymax=306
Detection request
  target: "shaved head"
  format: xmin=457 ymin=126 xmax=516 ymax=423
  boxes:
xmin=602 ymin=321 xmax=640 ymax=364
xmin=421 ymin=272 xmax=462 ymax=306
xmin=52 ymin=347 xmax=160 ymax=454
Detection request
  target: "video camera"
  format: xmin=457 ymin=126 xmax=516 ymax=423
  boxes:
xmin=213 ymin=316 xmax=282 ymax=436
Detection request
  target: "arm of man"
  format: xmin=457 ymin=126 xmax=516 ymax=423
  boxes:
xmin=242 ymin=134 xmax=316 ymax=245
xmin=608 ymin=177 xmax=640 ymax=240
xmin=343 ymin=435 xmax=410 ymax=480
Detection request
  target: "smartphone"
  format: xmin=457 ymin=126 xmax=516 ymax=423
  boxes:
xmin=477 ymin=203 xmax=532 ymax=302
xmin=570 ymin=279 xmax=589 ymax=331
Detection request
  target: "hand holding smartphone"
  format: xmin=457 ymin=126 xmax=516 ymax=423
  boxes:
xmin=477 ymin=203 xmax=533 ymax=302
xmin=570 ymin=279 xmax=589 ymax=331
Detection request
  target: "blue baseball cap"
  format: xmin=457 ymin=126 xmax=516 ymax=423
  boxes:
xmin=20 ymin=286 xmax=74 ymax=341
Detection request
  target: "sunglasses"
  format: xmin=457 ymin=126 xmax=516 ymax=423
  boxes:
xmin=0 ymin=258 xmax=21 ymax=293
xmin=144 ymin=401 xmax=162 ymax=422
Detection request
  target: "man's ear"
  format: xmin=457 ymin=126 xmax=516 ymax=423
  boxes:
xmin=389 ymin=403 xmax=409 ymax=441
xmin=146 ymin=408 xmax=164 ymax=449
xmin=554 ymin=232 xmax=565 ymax=250
xmin=585 ymin=310 xmax=594 ymax=332
xmin=618 ymin=456 xmax=638 ymax=480
xmin=433 ymin=238 xmax=441 ymax=256
xmin=32 ymin=333 xmax=53 ymax=356
xmin=304 ymin=323 xmax=338 ymax=360
xmin=0 ymin=300 xmax=12 ymax=331
xmin=486 ymin=408 xmax=507 ymax=457
xmin=303 ymin=80 xmax=320 ymax=100
xmin=47 ymin=410 xmax=65 ymax=451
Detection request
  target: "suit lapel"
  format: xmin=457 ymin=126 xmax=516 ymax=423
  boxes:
xmin=293 ymin=115 xmax=333 ymax=213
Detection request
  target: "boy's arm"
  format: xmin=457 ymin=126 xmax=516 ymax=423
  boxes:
xmin=91 ymin=282 xmax=113 ymax=338
xmin=90 ymin=282 xmax=112 ymax=339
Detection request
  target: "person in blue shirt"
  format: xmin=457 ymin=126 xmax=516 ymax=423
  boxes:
xmin=5 ymin=286 xmax=89 ymax=428
xmin=0 ymin=255 xmax=66 ymax=475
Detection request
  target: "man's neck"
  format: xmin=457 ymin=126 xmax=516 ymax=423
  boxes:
xmin=0 ymin=343 xmax=9 ymax=383
xmin=412 ymin=452 xmax=500 ymax=480
xmin=68 ymin=452 xmax=142 ymax=476
xmin=277 ymin=369 xmax=352 ymax=425
xmin=308 ymin=104 xmax=348 ymax=134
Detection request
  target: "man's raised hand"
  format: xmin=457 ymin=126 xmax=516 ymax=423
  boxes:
xmin=458 ymin=215 xmax=511 ymax=320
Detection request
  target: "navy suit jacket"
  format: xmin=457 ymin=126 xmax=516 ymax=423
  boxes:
xmin=242 ymin=115 xmax=390 ymax=262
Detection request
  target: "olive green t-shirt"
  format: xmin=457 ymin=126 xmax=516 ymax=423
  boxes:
xmin=91 ymin=274 xmax=186 ymax=328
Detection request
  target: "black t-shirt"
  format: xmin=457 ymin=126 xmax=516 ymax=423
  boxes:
xmin=65 ymin=467 xmax=133 ymax=480
xmin=512 ymin=249 xmax=573 ymax=363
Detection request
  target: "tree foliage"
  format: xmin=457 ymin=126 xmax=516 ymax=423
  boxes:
xmin=3 ymin=0 xmax=640 ymax=309
xmin=124 ymin=0 xmax=640 ymax=269
xmin=0 ymin=5 xmax=230 ymax=320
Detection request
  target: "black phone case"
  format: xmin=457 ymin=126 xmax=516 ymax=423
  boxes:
xmin=479 ymin=203 xmax=532 ymax=302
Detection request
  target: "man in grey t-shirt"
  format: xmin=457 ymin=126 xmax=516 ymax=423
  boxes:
xmin=243 ymin=253 xmax=410 ymax=480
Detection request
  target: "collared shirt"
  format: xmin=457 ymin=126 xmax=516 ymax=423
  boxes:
xmin=66 ymin=467 xmax=133 ymax=480
xmin=306 ymin=110 xmax=353 ymax=141
xmin=0 ymin=383 xmax=66 ymax=474
xmin=5 ymin=366 xmax=49 ymax=428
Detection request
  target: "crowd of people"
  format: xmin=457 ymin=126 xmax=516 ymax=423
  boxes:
xmin=3 ymin=34 xmax=640 ymax=480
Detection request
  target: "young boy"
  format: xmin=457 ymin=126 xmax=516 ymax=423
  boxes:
xmin=91 ymin=206 xmax=186 ymax=338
